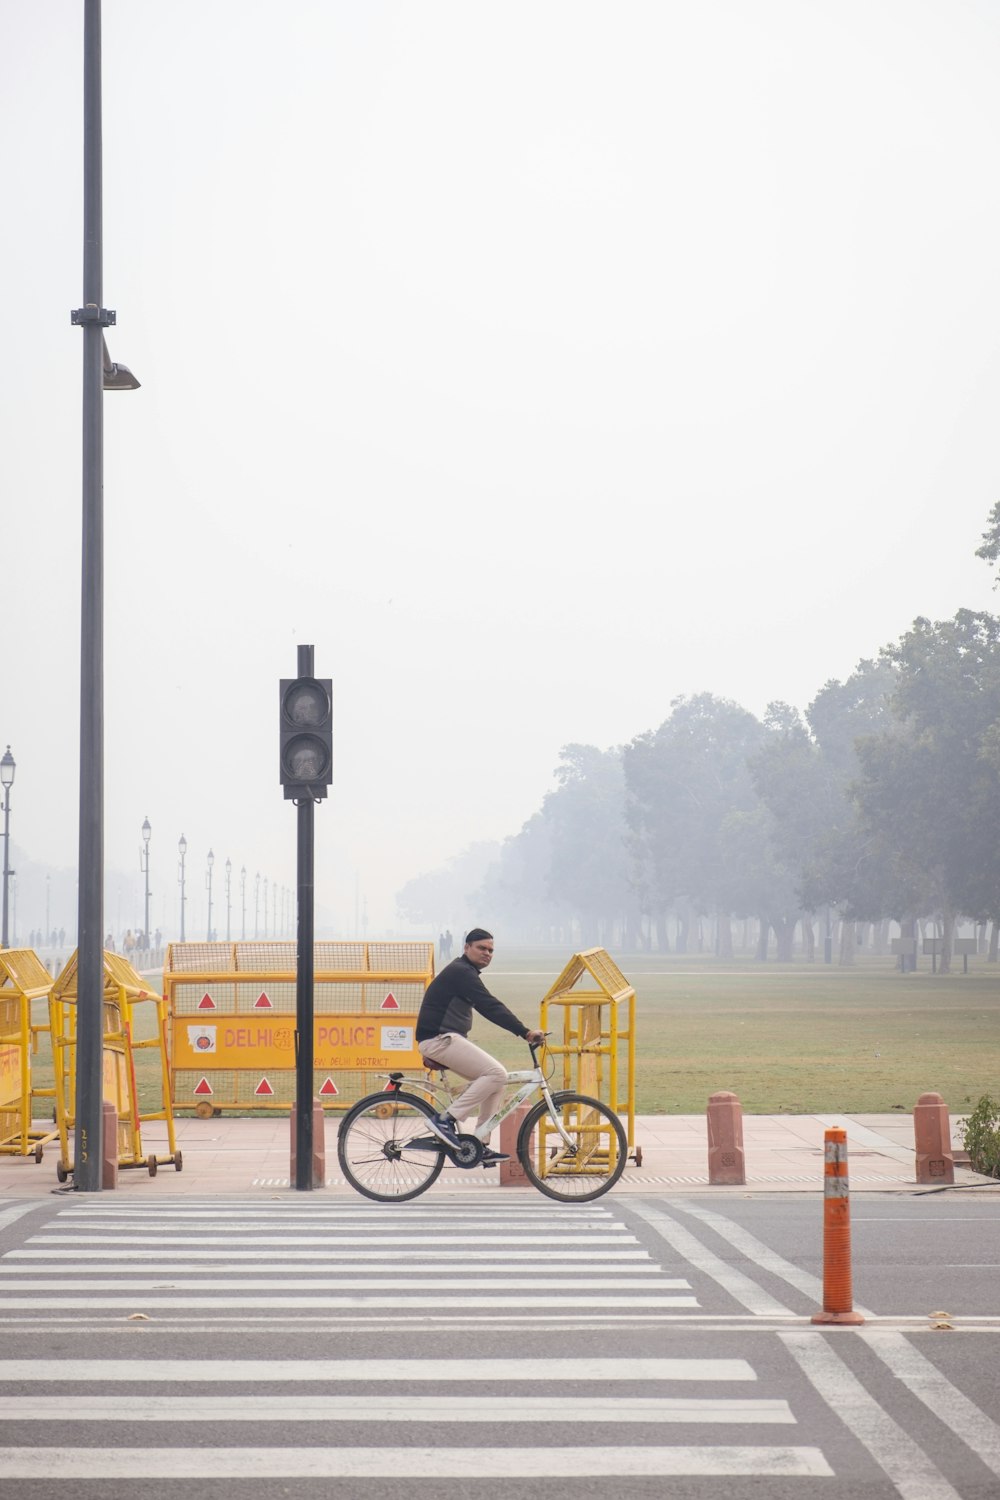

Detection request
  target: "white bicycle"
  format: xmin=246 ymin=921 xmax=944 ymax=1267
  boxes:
xmin=337 ymin=1039 xmax=627 ymax=1205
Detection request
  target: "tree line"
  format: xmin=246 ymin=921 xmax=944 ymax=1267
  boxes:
xmin=398 ymin=512 xmax=1000 ymax=969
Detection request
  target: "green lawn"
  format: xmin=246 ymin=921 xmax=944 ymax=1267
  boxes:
xmin=29 ymin=952 xmax=1000 ymax=1117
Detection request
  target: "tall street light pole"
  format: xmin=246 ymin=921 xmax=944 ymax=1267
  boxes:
xmin=240 ymin=865 xmax=246 ymax=940
xmin=206 ymin=849 xmax=215 ymax=942
xmin=178 ymin=834 xmax=187 ymax=940
xmin=73 ymin=0 xmax=141 ymax=1193
xmin=225 ymin=858 xmax=232 ymax=942
xmin=140 ymin=816 xmax=151 ymax=950
xmin=1 ymin=746 xmax=15 ymax=948
xmin=1 ymin=747 xmax=15 ymax=948
xmin=254 ymin=872 xmax=260 ymax=938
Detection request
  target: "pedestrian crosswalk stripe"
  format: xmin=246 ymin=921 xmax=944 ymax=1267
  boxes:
xmin=0 ymin=1394 xmax=794 ymax=1423
xmin=0 ymin=1357 xmax=757 ymax=1381
xmin=7 ymin=1248 xmax=654 ymax=1263
xmin=0 ymin=1445 xmax=834 ymax=1478
xmin=0 ymin=1260 xmax=661 ymax=1275
xmin=29 ymin=1233 xmax=634 ymax=1246
xmin=50 ymin=1207 xmax=618 ymax=1219
xmin=0 ymin=1294 xmax=700 ymax=1310
xmin=0 ymin=1276 xmax=690 ymax=1292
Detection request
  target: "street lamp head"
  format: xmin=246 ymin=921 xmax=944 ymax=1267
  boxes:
xmin=0 ymin=746 xmax=14 ymax=791
xmin=207 ymin=849 xmax=215 ymax=870
xmin=178 ymin=833 xmax=187 ymax=857
xmin=225 ymin=857 xmax=231 ymax=875
xmin=142 ymin=816 xmax=151 ymax=845
xmin=102 ymin=336 xmax=141 ymax=391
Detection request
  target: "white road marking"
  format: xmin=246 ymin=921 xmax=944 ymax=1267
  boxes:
xmin=0 ymin=1260 xmax=660 ymax=1275
xmin=0 ymin=1294 xmax=699 ymax=1309
xmin=0 ymin=1394 xmax=793 ymax=1423
xmin=0 ymin=1356 xmax=757 ymax=1381
xmin=0 ymin=1276 xmax=689 ymax=1292
xmin=627 ymin=1201 xmax=794 ymax=1315
xmin=6 ymin=1247 xmax=654 ymax=1262
xmin=0 ymin=1204 xmax=44 ymax=1233
xmin=860 ymin=1331 xmax=1000 ymax=1478
xmin=782 ymin=1332 xmax=965 ymax=1500
xmin=52 ymin=1207 xmax=616 ymax=1220
xmin=0 ymin=1445 xmax=833 ymax=1478
xmin=28 ymin=1233 xmax=633 ymax=1246
xmin=671 ymin=1199 xmax=875 ymax=1318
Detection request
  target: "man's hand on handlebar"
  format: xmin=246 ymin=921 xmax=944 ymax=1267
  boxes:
xmin=525 ymin=1029 xmax=547 ymax=1045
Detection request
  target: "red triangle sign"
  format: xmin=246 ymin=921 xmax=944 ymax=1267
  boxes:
xmin=193 ymin=1077 xmax=214 ymax=1096
xmin=382 ymin=1080 xmax=397 ymax=1092
xmin=319 ymin=1077 xmax=339 ymax=1096
xmin=254 ymin=991 xmax=273 ymax=1009
xmin=255 ymin=1077 xmax=274 ymax=1097
xmin=381 ymin=991 xmax=400 ymax=1010
xmin=198 ymin=993 xmax=216 ymax=1010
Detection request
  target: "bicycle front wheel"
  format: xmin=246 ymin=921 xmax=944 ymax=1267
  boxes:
xmin=338 ymin=1090 xmax=445 ymax=1203
xmin=517 ymin=1093 xmax=627 ymax=1203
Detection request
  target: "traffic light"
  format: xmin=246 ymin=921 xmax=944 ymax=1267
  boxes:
xmin=279 ymin=676 xmax=333 ymax=800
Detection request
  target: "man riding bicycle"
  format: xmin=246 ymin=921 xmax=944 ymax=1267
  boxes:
xmin=416 ymin=927 xmax=545 ymax=1166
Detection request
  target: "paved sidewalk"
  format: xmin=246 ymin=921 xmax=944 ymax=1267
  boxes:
xmin=1 ymin=1112 xmax=996 ymax=1199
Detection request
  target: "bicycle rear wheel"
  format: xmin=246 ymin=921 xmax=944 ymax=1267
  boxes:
xmin=517 ymin=1092 xmax=627 ymax=1203
xmin=337 ymin=1090 xmax=445 ymax=1202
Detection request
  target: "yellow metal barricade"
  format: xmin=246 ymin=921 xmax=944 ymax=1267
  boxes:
xmin=540 ymin=947 xmax=637 ymax=1156
xmin=50 ymin=950 xmax=180 ymax=1181
xmin=0 ymin=949 xmax=59 ymax=1162
xmin=164 ymin=940 xmax=434 ymax=1114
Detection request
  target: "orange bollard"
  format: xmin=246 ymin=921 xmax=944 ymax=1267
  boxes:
xmin=101 ymin=1100 xmax=118 ymax=1190
xmin=913 ymin=1092 xmax=955 ymax=1185
xmin=812 ymin=1127 xmax=864 ymax=1325
xmin=498 ymin=1104 xmax=531 ymax=1187
xmin=707 ymin=1091 xmax=746 ymax=1185
xmin=289 ymin=1100 xmax=326 ymax=1188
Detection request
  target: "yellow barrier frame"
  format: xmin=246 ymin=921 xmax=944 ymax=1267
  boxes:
xmin=539 ymin=947 xmax=636 ymax=1151
xmin=0 ymin=948 xmax=59 ymax=1161
xmin=49 ymin=950 xmax=180 ymax=1180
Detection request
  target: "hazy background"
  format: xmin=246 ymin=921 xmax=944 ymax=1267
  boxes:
xmin=3 ymin=0 xmax=1000 ymax=944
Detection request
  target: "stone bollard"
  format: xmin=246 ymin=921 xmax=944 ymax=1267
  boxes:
xmin=101 ymin=1100 xmax=118 ymax=1190
xmin=914 ymin=1092 xmax=955 ymax=1184
xmin=290 ymin=1100 xmax=327 ymax=1188
xmin=707 ymin=1091 xmax=746 ymax=1185
xmin=498 ymin=1104 xmax=531 ymax=1187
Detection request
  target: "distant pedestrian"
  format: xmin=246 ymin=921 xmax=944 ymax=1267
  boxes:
xmin=105 ymin=932 xmax=115 ymax=952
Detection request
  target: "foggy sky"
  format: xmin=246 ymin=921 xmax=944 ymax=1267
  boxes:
xmin=3 ymin=0 xmax=1000 ymax=941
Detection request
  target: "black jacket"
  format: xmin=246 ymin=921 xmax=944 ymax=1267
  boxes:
xmin=416 ymin=954 xmax=529 ymax=1044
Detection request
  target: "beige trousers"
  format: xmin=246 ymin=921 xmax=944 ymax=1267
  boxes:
xmin=419 ymin=1032 xmax=508 ymax=1138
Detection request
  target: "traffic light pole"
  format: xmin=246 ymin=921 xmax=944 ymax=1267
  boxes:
xmin=294 ymin=643 xmax=316 ymax=1190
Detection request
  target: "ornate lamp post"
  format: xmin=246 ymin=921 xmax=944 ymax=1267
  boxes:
xmin=225 ymin=857 xmax=232 ymax=942
xmin=140 ymin=816 xmax=151 ymax=951
xmin=206 ymin=849 xmax=215 ymax=942
xmin=1 ymin=746 xmax=15 ymax=948
xmin=240 ymin=865 xmax=247 ymax=940
xmin=178 ymin=833 xmax=187 ymax=940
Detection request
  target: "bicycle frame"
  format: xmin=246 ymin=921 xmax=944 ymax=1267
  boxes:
xmin=385 ymin=1047 xmax=577 ymax=1150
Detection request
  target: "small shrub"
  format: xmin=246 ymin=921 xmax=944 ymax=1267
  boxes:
xmin=959 ymin=1094 xmax=1000 ymax=1178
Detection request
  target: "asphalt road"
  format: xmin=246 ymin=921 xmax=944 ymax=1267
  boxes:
xmin=0 ymin=1191 xmax=997 ymax=1498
